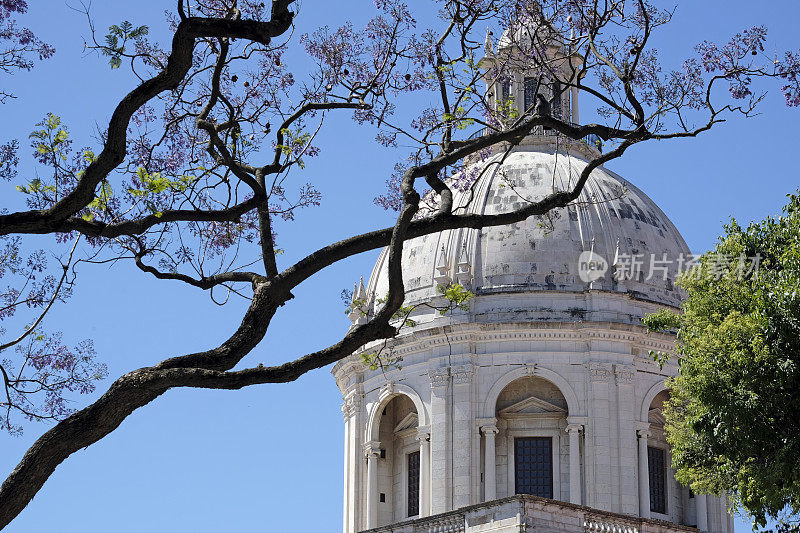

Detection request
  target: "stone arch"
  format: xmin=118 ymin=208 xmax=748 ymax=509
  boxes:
xmin=366 ymin=383 xmax=428 ymax=442
xmin=640 ymin=379 xmax=668 ymax=422
xmin=483 ymin=366 xmax=580 ymax=418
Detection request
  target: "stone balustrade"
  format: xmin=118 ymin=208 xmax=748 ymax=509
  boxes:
xmin=361 ymin=495 xmax=698 ymax=533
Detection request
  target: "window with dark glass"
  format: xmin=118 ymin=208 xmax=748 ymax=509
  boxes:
xmin=407 ymin=451 xmax=420 ymax=517
xmin=648 ymin=446 xmax=667 ymax=514
xmin=514 ymin=437 xmax=553 ymax=498
xmin=501 ymin=78 xmax=511 ymax=103
xmin=523 ymin=77 xmax=537 ymax=112
xmin=552 ymin=81 xmax=562 ymax=118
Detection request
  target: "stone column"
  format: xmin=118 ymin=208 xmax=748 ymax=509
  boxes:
xmin=565 ymin=422 xmax=583 ymax=505
xmin=481 ymin=423 xmax=499 ymax=501
xmin=696 ymin=493 xmax=709 ymax=532
xmin=364 ymin=441 xmax=381 ymax=529
xmin=417 ymin=429 xmax=431 ymax=517
xmin=637 ymin=428 xmax=651 ymax=519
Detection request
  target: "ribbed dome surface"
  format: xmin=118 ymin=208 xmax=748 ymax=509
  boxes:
xmin=365 ymin=146 xmax=689 ymax=319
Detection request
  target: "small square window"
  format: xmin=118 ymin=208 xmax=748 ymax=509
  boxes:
xmin=379 ymin=493 xmax=386 ymax=503
xmin=380 ymin=449 xmax=386 ymax=459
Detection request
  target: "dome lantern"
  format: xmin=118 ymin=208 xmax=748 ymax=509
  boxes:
xmin=480 ymin=15 xmax=587 ymax=150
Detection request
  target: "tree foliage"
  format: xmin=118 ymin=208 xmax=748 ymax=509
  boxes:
xmin=644 ymin=193 xmax=800 ymax=529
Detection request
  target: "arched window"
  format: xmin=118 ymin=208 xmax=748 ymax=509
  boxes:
xmin=491 ymin=376 xmax=569 ymax=501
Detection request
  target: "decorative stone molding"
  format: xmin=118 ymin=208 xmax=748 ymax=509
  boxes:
xmin=333 ymin=321 xmax=677 ymax=367
xmin=584 ymin=516 xmax=639 ymax=533
xmin=341 ymin=391 xmax=362 ymax=420
xmin=565 ymin=423 xmax=584 ymax=434
xmin=417 ymin=427 xmax=431 ymax=442
xmin=428 ymin=367 xmax=450 ymax=388
xmin=451 ymin=364 xmax=474 ymax=385
xmin=379 ymin=381 xmax=395 ymax=399
xmin=363 ymin=440 xmax=381 ymax=458
xmin=434 ymin=246 xmax=452 ymax=286
xmin=587 ymin=362 xmax=612 ymax=382
xmin=480 ymin=424 xmax=499 ymax=435
xmin=614 ymin=364 xmax=635 ymax=384
xmin=567 ymin=415 xmax=589 ymax=426
xmin=455 ymin=243 xmax=472 ymax=287
xmin=636 ymin=428 xmax=651 ymax=440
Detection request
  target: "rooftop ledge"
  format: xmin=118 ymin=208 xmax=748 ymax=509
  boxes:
xmin=360 ymin=495 xmax=698 ymax=533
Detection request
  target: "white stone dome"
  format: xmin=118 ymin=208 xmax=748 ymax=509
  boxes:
xmin=496 ymin=13 xmax=561 ymax=51
xmin=363 ymin=145 xmax=689 ymax=327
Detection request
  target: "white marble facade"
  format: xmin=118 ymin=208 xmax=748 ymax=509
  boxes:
xmin=335 ymin=317 xmax=733 ymax=533
xmin=333 ymin=19 xmax=733 ymax=533
xmin=333 ymin=144 xmax=733 ymax=533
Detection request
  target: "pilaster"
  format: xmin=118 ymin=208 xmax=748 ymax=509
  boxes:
xmin=428 ymin=367 xmax=450 ymax=514
xmin=614 ymin=364 xmax=638 ymax=515
xmin=452 ymin=364 xmax=474 ymax=509
xmin=586 ymin=362 xmax=613 ymax=511
xmin=342 ymin=389 xmax=362 ymax=533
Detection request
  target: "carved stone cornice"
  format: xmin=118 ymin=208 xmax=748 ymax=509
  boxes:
xmin=344 ymin=321 xmax=676 ymax=359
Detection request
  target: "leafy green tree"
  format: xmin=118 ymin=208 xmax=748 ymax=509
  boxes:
xmin=644 ymin=192 xmax=800 ymax=530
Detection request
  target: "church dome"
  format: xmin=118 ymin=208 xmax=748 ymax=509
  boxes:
xmin=362 ymin=145 xmax=689 ymax=327
xmin=497 ymin=15 xmax=561 ymax=51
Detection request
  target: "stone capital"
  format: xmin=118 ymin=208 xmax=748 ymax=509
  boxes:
xmin=636 ymin=427 xmax=651 ymax=440
xmin=341 ymin=391 xmax=362 ymax=420
xmin=614 ymin=364 xmax=635 ymax=384
xmin=417 ymin=427 xmax=431 ymax=442
xmin=451 ymin=364 xmax=474 ymax=385
xmin=428 ymin=367 xmax=450 ymax=389
xmin=363 ymin=440 xmax=381 ymax=458
xmin=565 ymin=423 xmax=583 ymax=434
xmin=480 ymin=424 xmax=499 ymax=436
xmin=587 ymin=362 xmax=612 ymax=382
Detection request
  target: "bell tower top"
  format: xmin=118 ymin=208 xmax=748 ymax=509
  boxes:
xmin=480 ymin=13 xmax=584 ymax=134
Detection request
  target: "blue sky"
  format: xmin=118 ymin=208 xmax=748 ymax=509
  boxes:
xmin=1 ymin=1 xmax=798 ymax=532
